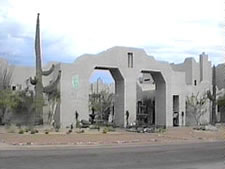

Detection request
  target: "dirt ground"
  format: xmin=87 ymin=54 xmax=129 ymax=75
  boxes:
xmin=0 ymin=126 xmax=224 ymax=147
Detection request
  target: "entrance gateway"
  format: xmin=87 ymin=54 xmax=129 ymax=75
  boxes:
xmin=58 ymin=47 xmax=186 ymax=128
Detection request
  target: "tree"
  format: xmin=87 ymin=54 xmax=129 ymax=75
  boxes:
xmin=46 ymin=89 xmax=60 ymax=127
xmin=0 ymin=89 xmax=20 ymax=124
xmin=0 ymin=60 xmax=14 ymax=90
xmin=0 ymin=60 xmax=14 ymax=124
xmin=89 ymin=90 xmax=114 ymax=123
xmin=186 ymin=92 xmax=208 ymax=125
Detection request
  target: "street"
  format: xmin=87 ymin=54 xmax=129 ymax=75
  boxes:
xmin=0 ymin=142 xmax=224 ymax=169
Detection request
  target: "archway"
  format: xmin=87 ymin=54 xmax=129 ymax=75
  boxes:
xmin=140 ymin=70 xmax=166 ymax=127
xmin=89 ymin=66 xmax=125 ymax=127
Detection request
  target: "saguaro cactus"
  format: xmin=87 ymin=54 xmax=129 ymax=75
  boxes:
xmin=207 ymin=65 xmax=217 ymax=125
xmin=30 ymin=13 xmax=61 ymax=125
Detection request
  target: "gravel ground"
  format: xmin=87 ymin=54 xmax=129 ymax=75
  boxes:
xmin=0 ymin=126 xmax=224 ymax=147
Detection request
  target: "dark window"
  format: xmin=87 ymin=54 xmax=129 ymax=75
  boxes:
xmin=128 ymin=52 xmax=133 ymax=68
xmin=12 ymin=86 xmax=16 ymax=91
xmin=194 ymin=80 xmax=197 ymax=86
xmin=218 ymin=105 xmax=220 ymax=112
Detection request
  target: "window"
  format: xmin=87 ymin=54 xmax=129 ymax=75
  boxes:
xmin=128 ymin=52 xmax=133 ymax=68
xmin=217 ymin=105 xmax=220 ymax=112
xmin=194 ymin=80 xmax=197 ymax=86
xmin=12 ymin=86 xmax=16 ymax=91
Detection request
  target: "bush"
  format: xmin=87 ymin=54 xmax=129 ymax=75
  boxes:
xmin=66 ymin=129 xmax=73 ymax=134
xmin=107 ymin=126 xmax=116 ymax=132
xmin=102 ymin=127 xmax=108 ymax=134
xmin=30 ymin=129 xmax=36 ymax=134
xmin=18 ymin=129 xmax=24 ymax=134
xmin=155 ymin=127 xmax=166 ymax=133
xmin=25 ymin=128 xmax=30 ymax=132
xmin=44 ymin=129 xmax=49 ymax=134
xmin=7 ymin=125 xmax=16 ymax=133
xmin=76 ymin=129 xmax=84 ymax=134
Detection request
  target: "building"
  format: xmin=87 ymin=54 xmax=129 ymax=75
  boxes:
xmin=2 ymin=46 xmax=224 ymax=128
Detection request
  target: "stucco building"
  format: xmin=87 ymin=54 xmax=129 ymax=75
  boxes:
xmin=3 ymin=46 xmax=224 ymax=128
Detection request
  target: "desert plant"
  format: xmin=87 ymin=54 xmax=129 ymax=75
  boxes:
xmin=102 ymin=127 xmax=108 ymax=134
xmin=66 ymin=129 xmax=73 ymax=134
xmin=18 ymin=129 xmax=24 ymax=134
xmin=30 ymin=129 xmax=36 ymax=134
xmin=186 ymin=92 xmax=208 ymax=125
xmin=29 ymin=13 xmax=61 ymax=125
xmin=76 ymin=129 xmax=84 ymax=134
xmin=107 ymin=126 xmax=116 ymax=132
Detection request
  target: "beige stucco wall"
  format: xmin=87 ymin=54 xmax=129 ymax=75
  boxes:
xmin=2 ymin=46 xmax=217 ymax=128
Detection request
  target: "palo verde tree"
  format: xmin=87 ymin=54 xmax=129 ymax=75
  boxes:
xmin=0 ymin=60 xmax=15 ymax=124
xmin=186 ymin=92 xmax=208 ymax=125
xmin=89 ymin=89 xmax=114 ymax=122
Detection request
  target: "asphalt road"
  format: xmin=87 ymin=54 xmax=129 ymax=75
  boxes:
xmin=0 ymin=142 xmax=224 ymax=169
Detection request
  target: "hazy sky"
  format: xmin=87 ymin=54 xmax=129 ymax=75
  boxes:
xmin=0 ymin=0 xmax=224 ymax=69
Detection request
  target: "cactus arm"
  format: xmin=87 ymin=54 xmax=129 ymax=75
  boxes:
xmin=30 ymin=76 xmax=37 ymax=85
xmin=43 ymin=70 xmax=61 ymax=93
xmin=42 ymin=64 xmax=55 ymax=76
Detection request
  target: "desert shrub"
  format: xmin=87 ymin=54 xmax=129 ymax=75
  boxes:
xmin=66 ymin=129 xmax=73 ymax=134
xmin=7 ymin=125 xmax=17 ymax=133
xmin=44 ymin=129 xmax=50 ymax=134
xmin=18 ymin=129 xmax=24 ymax=134
xmin=102 ymin=127 xmax=108 ymax=134
xmin=25 ymin=128 xmax=30 ymax=132
xmin=30 ymin=129 xmax=36 ymax=134
xmin=107 ymin=126 xmax=115 ymax=132
xmin=76 ymin=129 xmax=84 ymax=134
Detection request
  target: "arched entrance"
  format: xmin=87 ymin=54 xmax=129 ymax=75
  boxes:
xmin=139 ymin=70 xmax=166 ymax=127
xmin=92 ymin=66 xmax=125 ymax=127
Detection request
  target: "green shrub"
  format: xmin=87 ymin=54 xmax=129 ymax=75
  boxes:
xmin=66 ymin=129 xmax=73 ymax=134
xmin=102 ymin=127 xmax=108 ymax=134
xmin=107 ymin=126 xmax=116 ymax=132
xmin=30 ymin=129 xmax=36 ymax=134
xmin=44 ymin=129 xmax=50 ymax=134
xmin=76 ymin=129 xmax=84 ymax=134
xmin=18 ymin=129 xmax=24 ymax=134
xmin=25 ymin=128 xmax=30 ymax=132
xmin=7 ymin=125 xmax=16 ymax=133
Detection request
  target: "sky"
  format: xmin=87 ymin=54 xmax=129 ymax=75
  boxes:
xmin=0 ymin=0 xmax=224 ymax=82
